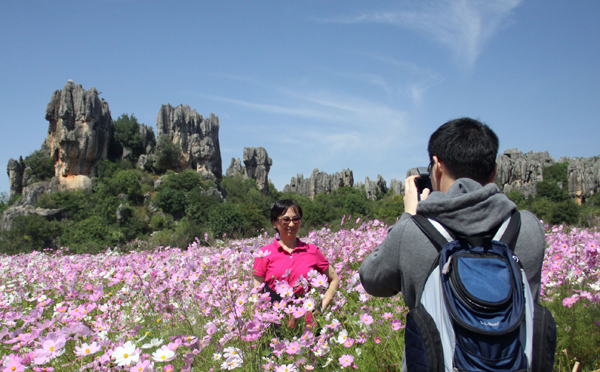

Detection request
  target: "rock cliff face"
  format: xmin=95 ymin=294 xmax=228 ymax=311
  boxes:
xmin=225 ymin=147 xmax=273 ymax=194
xmin=7 ymin=157 xmax=26 ymax=197
xmin=567 ymin=157 xmax=600 ymax=203
xmin=389 ymin=179 xmax=404 ymax=195
xmin=44 ymin=80 xmax=112 ymax=178
xmin=156 ymin=104 xmax=222 ymax=179
xmin=283 ymin=168 xmax=354 ymax=199
xmin=495 ymin=149 xmax=555 ymax=198
xmin=362 ymin=175 xmax=388 ymax=200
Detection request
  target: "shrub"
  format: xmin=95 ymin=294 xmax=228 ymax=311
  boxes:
xmin=23 ymin=150 xmax=55 ymax=183
xmin=207 ymin=203 xmax=247 ymax=238
xmin=0 ymin=214 xmax=58 ymax=253
xmin=112 ymin=113 xmax=152 ymax=158
xmin=154 ymin=135 xmax=183 ymax=173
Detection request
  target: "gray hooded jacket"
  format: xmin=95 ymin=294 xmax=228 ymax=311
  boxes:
xmin=359 ymin=178 xmax=546 ymax=309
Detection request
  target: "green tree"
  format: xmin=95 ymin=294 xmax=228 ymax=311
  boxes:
xmin=207 ymin=203 xmax=246 ymax=238
xmin=112 ymin=114 xmax=152 ymax=158
xmin=507 ymin=190 xmax=527 ymax=210
xmin=154 ymin=135 xmax=183 ymax=173
xmin=542 ymin=162 xmax=568 ymax=183
xmin=24 ymin=150 xmax=55 ymax=183
xmin=0 ymin=215 xmax=59 ymax=254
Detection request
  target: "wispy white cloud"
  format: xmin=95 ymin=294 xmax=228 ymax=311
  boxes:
xmin=319 ymin=0 xmax=522 ymax=68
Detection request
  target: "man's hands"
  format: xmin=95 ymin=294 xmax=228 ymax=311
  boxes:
xmin=404 ymin=175 xmax=431 ymax=215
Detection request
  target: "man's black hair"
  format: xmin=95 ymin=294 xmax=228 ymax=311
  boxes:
xmin=270 ymin=199 xmax=303 ymax=225
xmin=428 ymin=117 xmax=499 ymax=185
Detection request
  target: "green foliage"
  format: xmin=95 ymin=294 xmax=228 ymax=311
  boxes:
xmin=0 ymin=192 xmax=8 ymax=215
xmin=154 ymin=135 xmax=183 ymax=173
xmin=507 ymin=190 xmax=527 ymax=210
xmin=95 ymin=169 xmax=142 ymax=202
xmin=36 ymin=190 xmax=93 ymax=220
xmin=159 ymin=169 xmax=204 ymax=192
xmin=155 ymin=187 xmax=187 ymax=215
xmin=343 ymin=192 xmax=368 ymax=216
xmin=543 ymin=162 xmax=569 ymax=184
xmin=0 ymin=215 xmax=59 ymax=253
xmin=545 ymin=296 xmax=600 ymax=371
xmin=58 ymin=216 xmax=114 ymax=253
xmin=185 ymin=191 xmax=221 ymax=224
xmin=207 ymin=203 xmax=246 ymax=238
xmin=112 ymin=114 xmax=152 ymax=158
xmin=24 ymin=150 xmax=55 ymax=183
xmin=371 ymin=194 xmax=405 ymax=225
xmin=536 ymin=180 xmax=569 ymax=202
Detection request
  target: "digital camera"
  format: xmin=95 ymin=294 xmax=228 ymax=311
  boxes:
xmin=414 ymin=167 xmax=432 ymax=201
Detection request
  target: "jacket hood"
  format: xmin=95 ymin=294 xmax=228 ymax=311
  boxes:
xmin=416 ymin=178 xmax=516 ymax=236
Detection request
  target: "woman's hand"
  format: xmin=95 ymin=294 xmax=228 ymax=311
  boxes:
xmin=320 ymin=265 xmax=339 ymax=311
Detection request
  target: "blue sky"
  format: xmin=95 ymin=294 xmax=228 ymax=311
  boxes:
xmin=1 ymin=1 xmax=599 ymax=196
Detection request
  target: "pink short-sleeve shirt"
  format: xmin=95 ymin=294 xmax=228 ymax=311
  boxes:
xmin=253 ymin=238 xmax=330 ymax=295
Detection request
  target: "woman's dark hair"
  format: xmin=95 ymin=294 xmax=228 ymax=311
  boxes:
xmin=270 ymin=199 xmax=303 ymax=225
xmin=428 ymin=117 xmax=499 ymax=185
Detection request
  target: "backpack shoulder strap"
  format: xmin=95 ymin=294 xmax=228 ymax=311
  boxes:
xmin=493 ymin=210 xmax=521 ymax=251
xmin=411 ymin=215 xmax=454 ymax=252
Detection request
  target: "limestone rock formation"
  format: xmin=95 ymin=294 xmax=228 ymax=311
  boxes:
xmin=44 ymin=80 xmax=112 ymax=178
xmin=389 ymin=179 xmax=404 ymax=195
xmin=138 ymin=124 xmax=156 ymax=155
xmin=156 ymin=104 xmax=222 ymax=179
xmin=226 ymin=147 xmax=272 ymax=194
xmin=7 ymin=157 xmax=26 ymax=197
xmin=0 ymin=178 xmax=63 ymax=230
xmin=567 ymin=157 xmax=600 ymax=203
xmin=363 ymin=175 xmax=388 ymax=200
xmin=283 ymin=168 xmax=354 ymax=199
xmin=495 ymin=149 xmax=556 ymax=198
xmin=226 ymin=158 xmax=244 ymax=177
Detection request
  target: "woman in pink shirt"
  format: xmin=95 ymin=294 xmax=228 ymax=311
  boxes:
xmin=253 ymin=199 xmax=340 ymax=312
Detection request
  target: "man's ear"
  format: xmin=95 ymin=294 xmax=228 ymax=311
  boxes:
xmin=485 ymin=164 xmax=498 ymax=184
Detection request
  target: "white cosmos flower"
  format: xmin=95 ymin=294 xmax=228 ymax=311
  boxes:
xmin=141 ymin=338 xmax=163 ymax=349
xmin=152 ymin=346 xmax=175 ymax=362
xmin=112 ymin=341 xmax=140 ymax=366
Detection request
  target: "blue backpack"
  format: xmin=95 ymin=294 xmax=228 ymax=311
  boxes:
xmin=406 ymin=211 xmax=556 ymax=372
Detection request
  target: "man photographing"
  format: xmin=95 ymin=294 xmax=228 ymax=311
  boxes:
xmin=359 ymin=118 xmax=553 ymax=371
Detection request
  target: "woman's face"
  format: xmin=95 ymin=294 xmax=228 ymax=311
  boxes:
xmin=273 ymin=207 xmax=302 ymax=239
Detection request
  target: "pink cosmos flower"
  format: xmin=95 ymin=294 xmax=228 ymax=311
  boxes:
xmin=275 ymin=364 xmax=297 ymax=372
xmin=360 ymin=313 xmax=373 ymax=325
xmin=286 ymin=341 xmax=301 ymax=355
xmin=130 ymin=359 xmax=152 ymax=372
xmin=391 ymin=319 xmax=405 ymax=330
xmin=74 ymin=342 xmax=101 ymax=357
xmin=310 ymin=274 xmax=328 ymax=288
xmin=163 ymin=364 xmax=174 ymax=372
xmin=339 ymin=354 xmax=354 ymax=368
xmin=343 ymin=338 xmax=355 ymax=348
xmin=374 ymin=336 xmax=381 ymax=344
xmin=3 ymin=359 xmax=25 ymax=372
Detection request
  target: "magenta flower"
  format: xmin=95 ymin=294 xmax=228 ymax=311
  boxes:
xmin=374 ymin=336 xmax=381 ymax=344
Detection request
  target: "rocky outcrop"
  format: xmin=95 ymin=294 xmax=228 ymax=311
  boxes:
xmin=495 ymin=149 xmax=555 ymax=198
xmin=283 ymin=168 xmax=354 ymax=199
xmin=7 ymin=157 xmax=26 ymax=197
xmin=226 ymin=147 xmax=273 ymax=194
xmin=156 ymin=104 xmax=222 ymax=179
xmin=363 ymin=175 xmax=388 ymax=200
xmin=389 ymin=179 xmax=404 ymax=195
xmin=244 ymin=147 xmax=272 ymax=193
xmin=44 ymin=80 xmax=112 ymax=178
xmin=138 ymin=124 xmax=156 ymax=155
xmin=0 ymin=205 xmax=64 ymax=230
xmin=0 ymin=178 xmax=63 ymax=230
xmin=226 ymin=158 xmax=244 ymax=177
xmin=567 ymin=157 xmax=600 ymax=203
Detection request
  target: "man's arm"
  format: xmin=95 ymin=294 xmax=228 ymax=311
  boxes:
xmin=359 ymin=213 xmax=412 ymax=297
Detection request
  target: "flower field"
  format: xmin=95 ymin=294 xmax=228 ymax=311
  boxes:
xmin=1 ymin=219 xmax=599 ymax=371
